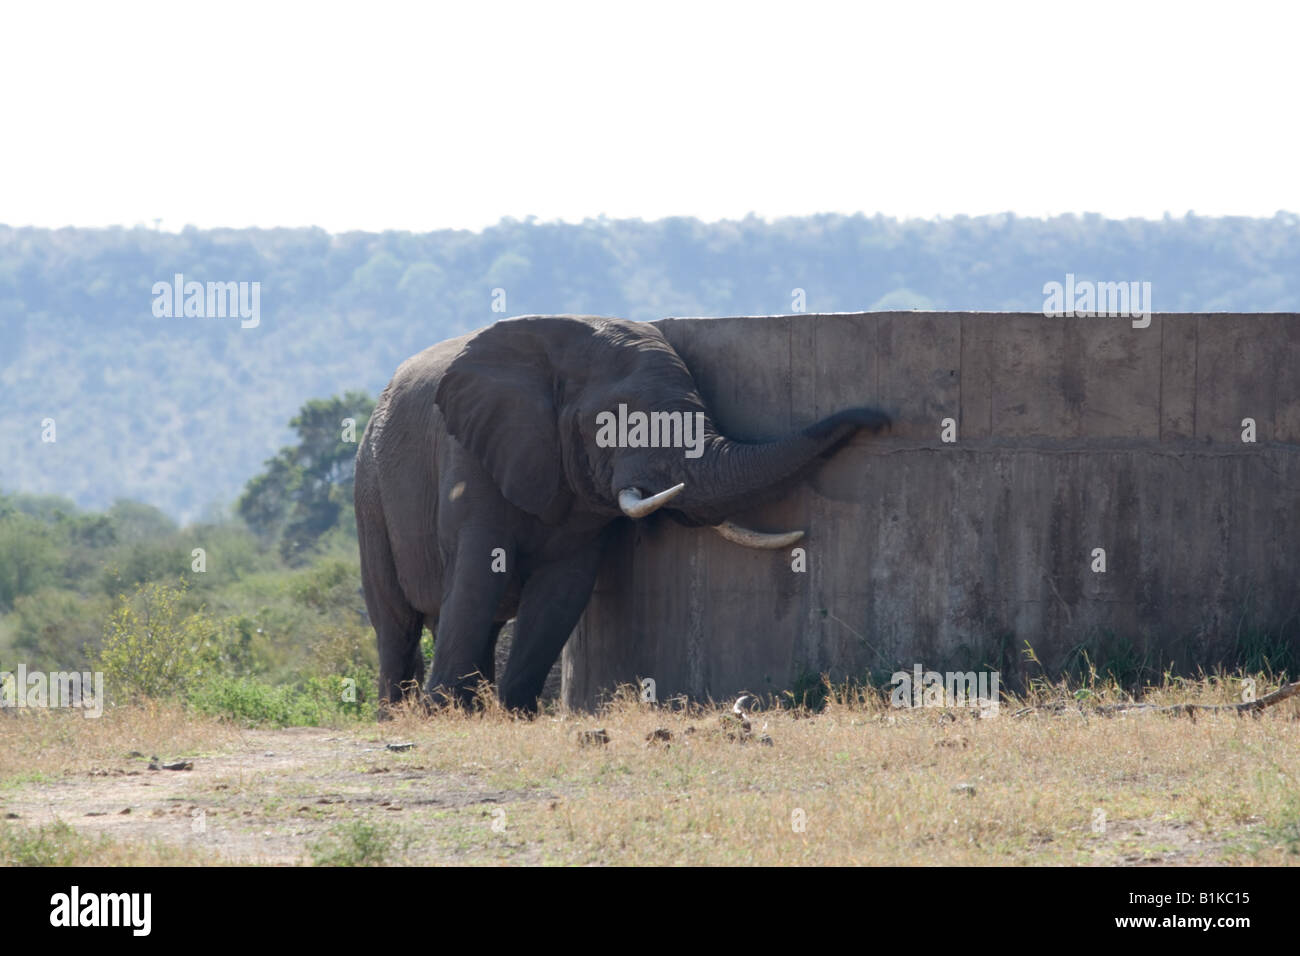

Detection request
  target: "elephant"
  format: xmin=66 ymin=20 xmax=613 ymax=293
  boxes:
xmin=354 ymin=314 xmax=890 ymax=714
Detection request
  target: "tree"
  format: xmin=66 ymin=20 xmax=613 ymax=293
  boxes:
xmin=237 ymin=391 xmax=375 ymax=562
xmin=0 ymin=513 xmax=60 ymax=610
xmin=106 ymin=500 xmax=177 ymax=542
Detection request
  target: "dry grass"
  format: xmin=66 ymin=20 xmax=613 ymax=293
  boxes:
xmin=1 ymin=677 xmax=1298 ymax=865
xmin=0 ymin=701 xmax=241 ymax=781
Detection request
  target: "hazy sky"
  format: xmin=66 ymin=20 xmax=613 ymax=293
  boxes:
xmin=3 ymin=1 xmax=1297 ymax=232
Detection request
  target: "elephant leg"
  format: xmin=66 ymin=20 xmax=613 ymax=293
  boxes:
xmin=376 ymin=610 xmax=427 ymax=715
xmin=477 ymin=620 xmax=506 ymax=686
xmin=499 ymin=540 xmax=605 ymax=713
xmin=425 ymin=531 xmax=513 ymax=708
xmin=357 ymin=497 xmax=427 ymax=714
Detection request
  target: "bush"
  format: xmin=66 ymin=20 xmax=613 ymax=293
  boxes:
xmin=309 ymin=820 xmax=411 ymax=866
xmin=6 ymin=587 xmax=110 ymax=671
xmin=98 ymin=539 xmax=189 ymax=594
xmin=0 ymin=821 xmax=94 ymax=867
xmin=290 ymin=558 xmax=356 ymax=613
xmin=187 ymin=674 xmax=373 ymax=726
xmin=96 ymin=580 xmax=220 ymax=701
xmin=308 ymin=622 xmax=377 ymax=699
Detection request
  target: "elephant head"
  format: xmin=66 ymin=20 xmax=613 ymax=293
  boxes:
xmin=434 ymin=315 xmax=890 ymax=542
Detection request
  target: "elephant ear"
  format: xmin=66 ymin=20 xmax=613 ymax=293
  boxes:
xmin=434 ymin=318 xmax=576 ymax=522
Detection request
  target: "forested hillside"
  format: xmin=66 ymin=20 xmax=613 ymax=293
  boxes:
xmin=2 ymin=212 xmax=1299 ymax=520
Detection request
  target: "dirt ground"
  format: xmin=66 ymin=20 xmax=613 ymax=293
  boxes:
xmin=2 ymin=688 xmax=1298 ymax=866
xmin=5 ymin=728 xmax=471 ymax=865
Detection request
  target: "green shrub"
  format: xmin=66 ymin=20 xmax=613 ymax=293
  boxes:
xmin=96 ymin=580 xmax=220 ymax=701
xmin=309 ymin=820 xmax=410 ymax=866
xmin=98 ymin=539 xmax=190 ymax=593
xmin=6 ymin=587 xmax=110 ymax=671
xmin=290 ymin=558 xmax=356 ymax=613
xmin=187 ymin=674 xmax=373 ymax=727
xmin=0 ymin=821 xmax=94 ymax=866
xmin=309 ymin=622 xmax=377 ymax=693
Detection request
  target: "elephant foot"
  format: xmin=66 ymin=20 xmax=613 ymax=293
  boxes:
xmin=425 ymin=673 xmax=494 ymax=713
xmin=498 ymin=683 xmax=542 ymax=717
xmin=496 ymin=697 xmax=538 ymax=717
xmin=378 ymin=678 xmax=435 ymax=720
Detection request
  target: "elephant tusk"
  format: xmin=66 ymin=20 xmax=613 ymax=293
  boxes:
xmin=712 ymin=521 xmax=804 ymax=550
xmin=618 ymin=482 xmax=686 ymax=518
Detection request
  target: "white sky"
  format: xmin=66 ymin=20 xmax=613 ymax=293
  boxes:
xmin=2 ymin=0 xmax=1297 ymax=232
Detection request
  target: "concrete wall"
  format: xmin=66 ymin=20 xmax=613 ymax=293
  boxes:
xmin=561 ymin=313 xmax=1300 ymax=709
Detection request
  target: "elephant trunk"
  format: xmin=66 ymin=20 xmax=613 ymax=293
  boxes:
xmin=680 ymin=408 xmax=888 ymax=523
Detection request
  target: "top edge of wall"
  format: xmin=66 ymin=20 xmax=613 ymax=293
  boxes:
xmin=657 ymin=311 xmax=1300 ymax=321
